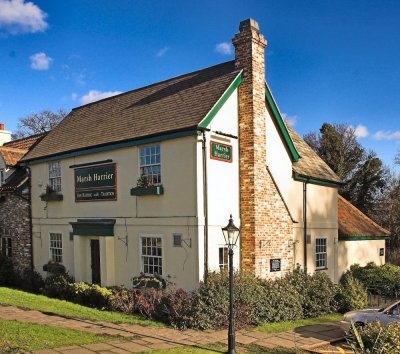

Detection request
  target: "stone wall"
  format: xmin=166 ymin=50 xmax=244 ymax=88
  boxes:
xmin=0 ymin=192 xmax=32 ymax=272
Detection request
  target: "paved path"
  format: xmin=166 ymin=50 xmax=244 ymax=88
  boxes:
xmin=0 ymin=304 xmax=345 ymax=353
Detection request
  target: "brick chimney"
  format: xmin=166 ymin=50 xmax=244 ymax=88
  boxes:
xmin=233 ymin=19 xmax=293 ymax=277
xmin=0 ymin=123 xmax=12 ymax=146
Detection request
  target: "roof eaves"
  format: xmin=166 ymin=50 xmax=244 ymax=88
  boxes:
xmin=265 ymin=83 xmax=300 ymax=162
xmin=198 ymin=70 xmax=242 ymax=129
xmin=293 ymin=171 xmax=343 ymax=188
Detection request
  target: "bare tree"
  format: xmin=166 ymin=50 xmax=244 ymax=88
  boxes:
xmin=12 ymin=109 xmax=67 ymax=139
xmin=395 ymin=151 xmax=400 ymax=166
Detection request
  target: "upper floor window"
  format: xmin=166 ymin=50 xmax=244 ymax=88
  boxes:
xmin=49 ymin=233 xmax=63 ymax=263
xmin=315 ymin=238 xmax=327 ymax=269
xmin=140 ymin=145 xmax=161 ymax=185
xmin=48 ymin=161 xmax=61 ymax=193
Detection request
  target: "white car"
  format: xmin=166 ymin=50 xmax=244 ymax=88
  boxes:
xmin=340 ymin=300 xmax=400 ymax=332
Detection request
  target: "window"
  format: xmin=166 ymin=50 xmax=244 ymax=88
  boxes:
xmin=139 ymin=145 xmax=161 ymax=185
xmin=1 ymin=236 xmax=12 ymax=257
xmin=0 ymin=170 xmax=4 ymax=186
xmin=48 ymin=161 xmax=62 ymax=192
xmin=141 ymin=236 xmax=162 ymax=275
xmin=315 ymin=238 xmax=327 ymax=269
xmin=49 ymin=233 xmax=63 ymax=263
xmin=219 ymin=247 xmax=229 ymax=271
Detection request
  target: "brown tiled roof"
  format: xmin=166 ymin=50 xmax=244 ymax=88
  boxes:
xmin=24 ymin=61 xmax=240 ymax=161
xmin=338 ymin=195 xmax=390 ymax=238
xmin=287 ymin=125 xmax=342 ymax=184
xmin=0 ymin=147 xmax=27 ymax=166
xmin=4 ymin=132 xmax=47 ymax=150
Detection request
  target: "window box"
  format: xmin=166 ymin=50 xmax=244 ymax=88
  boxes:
xmin=43 ymin=262 xmax=65 ymax=274
xmin=40 ymin=193 xmax=64 ymax=201
xmin=130 ymin=185 xmax=164 ymax=196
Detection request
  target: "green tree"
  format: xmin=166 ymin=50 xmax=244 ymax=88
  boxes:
xmin=12 ymin=109 xmax=67 ymax=139
xmin=304 ymin=123 xmax=387 ymax=215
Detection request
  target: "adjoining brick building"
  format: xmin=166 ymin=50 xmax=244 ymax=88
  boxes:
xmin=21 ymin=19 xmax=389 ymax=289
xmin=0 ymin=128 xmax=46 ymax=272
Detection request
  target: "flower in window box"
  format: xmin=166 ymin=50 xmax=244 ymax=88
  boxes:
xmin=40 ymin=184 xmax=63 ymax=201
xmin=42 ymin=260 xmax=66 ymax=274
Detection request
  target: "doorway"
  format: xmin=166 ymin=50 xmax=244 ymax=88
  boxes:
xmin=90 ymin=239 xmax=101 ymax=284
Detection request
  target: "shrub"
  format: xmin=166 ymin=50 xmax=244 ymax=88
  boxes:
xmin=336 ymin=275 xmax=368 ymax=313
xmin=347 ymin=321 xmax=400 ymax=354
xmin=0 ymin=254 xmax=17 ymax=287
xmin=41 ymin=273 xmax=75 ymax=300
xmin=18 ymin=269 xmax=44 ymax=294
xmin=72 ymin=282 xmax=113 ymax=309
xmin=348 ymin=263 xmax=400 ymax=298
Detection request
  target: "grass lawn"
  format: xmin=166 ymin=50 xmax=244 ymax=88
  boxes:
xmin=254 ymin=313 xmax=342 ymax=333
xmin=0 ymin=318 xmax=113 ymax=351
xmin=146 ymin=343 xmax=308 ymax=353
xmin=0 ymin=287 xmax=164 ymax=327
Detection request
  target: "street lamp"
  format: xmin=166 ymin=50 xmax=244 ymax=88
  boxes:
xmin=222 ymin=215 xmax=240 ymax=354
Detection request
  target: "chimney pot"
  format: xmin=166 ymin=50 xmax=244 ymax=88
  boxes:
xmin=0 ymin=123 xmax=4 ymax=131
xmin=239 ymin=18 xmax=259 ymax=32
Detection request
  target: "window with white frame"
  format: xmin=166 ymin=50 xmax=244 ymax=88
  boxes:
xmin=48 ymin=161 xmax=62 ymax=192
xmin=141 ymin=236 xmax=162 ymax=275
xmin=49 ymin=233 xmax=63 ymax=263
xmin=315 ymin=238 xmax=327 ymax=269
xmin=1 ymin=235 xmax=12 ymax=257
xmin=139 ymin=145 xmax=161 ymax=185
xmin=219 ymin=247 xmax=229 ymax=271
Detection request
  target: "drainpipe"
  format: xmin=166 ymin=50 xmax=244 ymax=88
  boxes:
xmin=303 ymin=181 xmax=308 ymax=274
xmin=202 ymin=131 xmax=209 ymax=283
xmin=26 ymin=166 xmax=34 ymax=271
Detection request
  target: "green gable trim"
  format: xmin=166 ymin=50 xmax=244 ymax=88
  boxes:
xmin=265 ymin=83 xmax=300 ymax=162
xmin=70 ymin=219 xmax=116 ymax=237
xmin=293 ymin=172 xmax=342 ymax=188
xmin=339 ymin=235 xmax=390 ymax=241
xmin=27 ymin=129 xmax=198 ymax=164
xmin=198 ymin=71 xmax=242 ymax=129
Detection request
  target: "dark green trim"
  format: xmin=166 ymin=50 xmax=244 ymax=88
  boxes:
xmin=293 ymin=172 xmax=342 ymax=188
xmin=40 ymin=193 xmax=63 ymax=202
xmin=70 ymin=219 xmax=116 ymax=237
xmin=265 ymin=83 xmax=300 ymax=162
xmin=339 ymin=235 xmax=390 ymax=241
xmin=198 ymin=71 xmax=243 ymax=129
xmin=27 ymin=129 xmax=198 ymax=165
xmin=131 ymin=185 xmax=164 ymax=196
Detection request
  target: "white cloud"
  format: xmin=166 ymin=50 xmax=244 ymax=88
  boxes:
xmin=80 ymin=90 xmax=122 ymax=105
xmin=71 ymin=93 xmax=78 ymax=101
xmin=0 ymin=0 xmax=47 ymax=35
xmin=354 ymin=124 xmax=369 ymax=138
xmin=30 ymin=52 xmax=52 ymax=70
xmin=373 ymin=130 xmax=400 ymax=141
xmin=215 ymin=42 xmax=233 ymax=55
xmin=282 ymin=113 xmax=298 ymax=127
xmin=156 ymin=47 xmax=169 ymax=57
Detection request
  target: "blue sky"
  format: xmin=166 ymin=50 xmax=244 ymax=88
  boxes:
xmin=0 ymin=0 xmax=399 ymax=168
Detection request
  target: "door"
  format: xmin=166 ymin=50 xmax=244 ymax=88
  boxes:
xmin=90 ymin=240 xmax=101 ymax=284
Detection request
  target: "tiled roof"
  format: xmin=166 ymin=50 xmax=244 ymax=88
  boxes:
xmin=24 ymin=61 xmax=240 ymax=161
xmin=4 ymin=132 xmax=47 ymax=150
xmin=0 ymin=167 xmax=28 ymax=193
xmin=287 ymin=125 xmax=342 ymax=184
xmin=0 ymin=147 xmax=27 ymax=166
xmin=338 ymin=195 xmax=390 ymax=238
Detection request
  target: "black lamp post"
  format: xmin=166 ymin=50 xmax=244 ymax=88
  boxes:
xmin=222 ymin=215 xmax=240 ymax=354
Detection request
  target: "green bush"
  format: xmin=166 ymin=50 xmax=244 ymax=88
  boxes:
xmin=336 ymin=275 xmax=368 ymax=313
xmin=348 ymin=263 xmax=400 ymax=297
xmin=18 ymin=269 xmax=44 ymax=294
xmin=347 ymin=321 xmax=400 ymax=354
xmin=41 ymin=273 xmax=75 ymax=300
xmin=72 ymin=282 xmax=113 ymax=309
xmin=0 ymin=255 xmax=17 ymax=287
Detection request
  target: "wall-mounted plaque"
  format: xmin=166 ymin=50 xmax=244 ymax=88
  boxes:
xmin=270 ymin=258 xmax=281 ymax=272
xmin=210 ymin=141 xmax=232 ymax=163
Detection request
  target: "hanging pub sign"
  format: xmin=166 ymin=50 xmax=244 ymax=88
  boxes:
xmin=75 ymin=163 xmax=117 ymax=202
xmin=210 ymin=141 xmax=232 ymax=163
xmin=270 ymin=258 xmax=281 ymax=272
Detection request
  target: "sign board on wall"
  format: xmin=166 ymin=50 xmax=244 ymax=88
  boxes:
xmin=210 ymin=141 xmax=232 ymax=163
xmin=270 ymin=258 xmax=281 ymax=272
xmin=75 ymin=163 xmax=117 ymax=202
